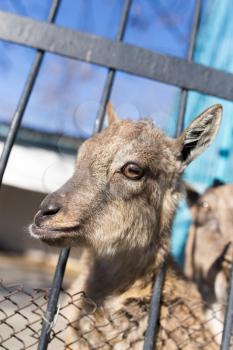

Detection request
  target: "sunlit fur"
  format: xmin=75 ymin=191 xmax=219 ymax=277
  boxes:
xmin=30 ymin=104 xmax=222 ymax=349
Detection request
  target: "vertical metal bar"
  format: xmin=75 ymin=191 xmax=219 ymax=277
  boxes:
xmin=221 ymin=262 xmax=233 ymax=349
xmin=0 ymin=0 xmax=67 ymax=349
xmin=143 ymin=1 xmax=202 ymax=349
xmin=0 ymin=0 xmax=61 ymax=186
xmin=94 ymin=0 xmax=132 ymax=133
xmin=37 ymin=249 xmax=70 ymax=350
xmin=176 ymin=0 xmax=201 ymax=137
xmin=143 ymin=265 xmax=166 ymax=350
xmin=33 ymin=2 xmax=73 ymax=349
xmin=39 ymin=1 xmax=132 ymax=349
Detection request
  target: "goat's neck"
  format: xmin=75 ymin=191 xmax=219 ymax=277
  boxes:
xmin=85 ymin=230 xmax=169 ymax=305
xmin=84 ymin=187 xmax=180 ymax=305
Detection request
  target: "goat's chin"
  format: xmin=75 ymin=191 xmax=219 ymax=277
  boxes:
xmin=28 ymin=223 xmax=85 ymax=247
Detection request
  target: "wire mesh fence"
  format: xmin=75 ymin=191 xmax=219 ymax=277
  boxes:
xmin=0 ymin=281 xmax=48 ymax=350
xmin=0 ymin=275 xmax=229 ymax=350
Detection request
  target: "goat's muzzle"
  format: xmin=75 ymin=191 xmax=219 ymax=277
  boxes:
xmin=29 ymin=193 xmax=80 ymax=244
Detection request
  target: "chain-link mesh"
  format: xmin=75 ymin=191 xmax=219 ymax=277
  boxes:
xmin=0 ymin=278 xmax=228 ymax=350
xmin=0 ymin=281 xmax=47 ymax=349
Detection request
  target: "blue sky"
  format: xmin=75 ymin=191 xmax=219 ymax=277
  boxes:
xmin=0 ymin=0 xmax=196 ymax=138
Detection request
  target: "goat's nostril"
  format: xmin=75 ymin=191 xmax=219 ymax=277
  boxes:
xmin=35 ymin=196 xmax=62 ymax=226
xmin=42 ymin=203 xmax=61 ymax=216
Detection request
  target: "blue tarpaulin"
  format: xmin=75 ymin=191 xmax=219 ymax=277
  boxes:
xmin=172 ymin=0 xmax=233 ymax=264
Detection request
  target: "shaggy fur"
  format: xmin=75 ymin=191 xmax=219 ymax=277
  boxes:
xmin=30 ymin=104 xmax=222 ymax=349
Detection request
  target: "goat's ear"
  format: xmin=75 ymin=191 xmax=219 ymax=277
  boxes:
xmin=183 ymin=182 xmax=200 ymax=207
xmin=212 ymin=178 xmax=225 ymax=187
xmin=176 ymin=104 xmax=222 ymax=167
xmin=106 ymin=102 xmax=120 ymax=125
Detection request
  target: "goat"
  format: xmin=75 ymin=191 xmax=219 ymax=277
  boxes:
xmin=30 ymin=104 xmax=222 ymax=349
xmin=185 ymin=181 xmax=233 ymax=345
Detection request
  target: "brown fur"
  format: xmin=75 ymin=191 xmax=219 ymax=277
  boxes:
xmin=184 ymin=183 xmax=233 ymax=344
xmin=30 ymin=104 xmax=222 ymax=349
xmin=64 ymin=258 xmax=217 ymax=349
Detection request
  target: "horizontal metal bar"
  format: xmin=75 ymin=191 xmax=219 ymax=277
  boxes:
xmin=0 ymin=12 xmax=233 ymax=101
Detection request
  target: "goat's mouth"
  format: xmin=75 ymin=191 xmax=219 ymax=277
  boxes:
xmin=29 ymin=223 xmax=80 ymax=244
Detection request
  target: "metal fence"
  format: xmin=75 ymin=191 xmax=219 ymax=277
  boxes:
xmin=0 ymin=0 xmax=233 ymax=349
xmin=0 ymin=277 xmax=226 ymax=349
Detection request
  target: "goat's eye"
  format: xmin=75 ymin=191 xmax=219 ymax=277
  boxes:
xmin=199 ymin=201 xmax=210 ymax=211
xmin=121 ymin=163 xmax=144 ymax=180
